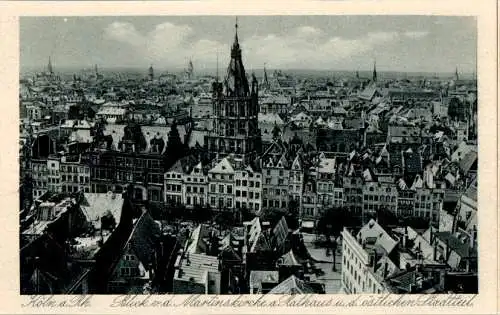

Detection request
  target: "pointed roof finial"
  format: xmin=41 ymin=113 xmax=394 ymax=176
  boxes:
xmin=216 ymin=50 xmax=219 ymax=82
xmin=48 ymin=56 xmax=53 ymax=74
xmin=234 ymin=17 xmax=239 ymax=44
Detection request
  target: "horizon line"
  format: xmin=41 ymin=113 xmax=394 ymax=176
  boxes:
xmin=20 ymin=65 xmax=476 ymax=75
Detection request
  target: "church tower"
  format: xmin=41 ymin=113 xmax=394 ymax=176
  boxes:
xmin=187 ymin=59 xmax=194 ymax=79
xmin=48 ymin=56 xmax=53 ymax=75
xmin=261 ymin=63 xmax=270 ymax=92
xmin=372 ymin=60 xmax=377 ymax=82
xmin=206 ymin=18 xmax=261 ymax=167
xmin=148 ymin=64 xmax=154 ymax=81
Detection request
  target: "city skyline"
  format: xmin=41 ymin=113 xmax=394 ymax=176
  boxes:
xmin=20 ymin=16 xmax=477 ymax=74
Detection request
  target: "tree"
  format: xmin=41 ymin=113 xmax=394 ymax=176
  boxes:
xmin=315 ymin=207 xmax=353 ymax=272
xmin=101 ymin=210 xmax=117 ymax=231
xmin=375 ymin=207 xmax=399 ymax=227
xmin=316 ymin=207 xmax=354 ymax=238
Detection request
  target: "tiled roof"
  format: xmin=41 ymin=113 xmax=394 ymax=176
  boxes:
xmin=435 ymin=231 xmax=475 ymax=258
xmin=174 ymin=253 xmax=219 ymax=285
xmin=209 ymin=157 xmax=235 ymax=174
xmin=458 ymin=151 xmax=477 ymax=174
xmin=279 ymin=250 xmax=302 ymax=266
xmin=357 ymin=219 xmax=398 ymax=255
xmin=267 ymin=275 xmax=315 ymax=294
xmin=126 ymin=211 xmax=161 ymax=269
xmin=186 ymin=224 xmax=214 ymax=254
xmin=359 ymin=84 xmax=379 ymax=101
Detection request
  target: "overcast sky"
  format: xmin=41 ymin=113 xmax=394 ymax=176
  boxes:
xmin=20 ymin=16 xmax=477 ymax=73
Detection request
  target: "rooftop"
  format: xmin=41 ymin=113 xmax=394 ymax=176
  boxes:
xmin=173 ymin=252 xmax=219 ymax=285
xmin=80 ymin=192 xmax=124 ymax=230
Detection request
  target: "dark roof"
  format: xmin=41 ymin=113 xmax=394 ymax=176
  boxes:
xmin=127 ymin=211 xmax=161 ymax=268
xmin=458 ymin=151 xmax=477 ymax=174
xmin=435 ymin=231 xmax=475 ymax=258
xmin=404 ymin=151 xmax=422 ymax=173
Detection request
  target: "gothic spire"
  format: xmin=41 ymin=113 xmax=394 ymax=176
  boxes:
xmin=188 ymin=59 xmax=194 ymax=74
xmin=231 ymin=17 xmax=241 ymax=58
xmin=216 ymin=51 xmax=219 ymax=82
xmin=262 ymin=62 xmax=269 ymax=86
xmin=372 ymin=59 xmax=377 ymax=82
xmin=148 ymin=64 xmax=154 ymax=80
xmin=224 ymin=16 xmax=249 ymax=97
xmin=234 ymin=17 xmax=239 ymax=47
xmin=48 ymin=56 xmax=53 ymax=74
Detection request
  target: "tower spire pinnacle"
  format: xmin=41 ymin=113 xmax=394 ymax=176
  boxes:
xmin=48 ymin=56 xmax=53 ymax=74
xmin=235 ymin=17 xmax=239 ymax=42
xmin=216 ymin=50 xmax=219 ymax=82
xmin=232 ymin=16 xmax=240 ymax=52
xmin=372 ymin=59 xmax=377 ymax=82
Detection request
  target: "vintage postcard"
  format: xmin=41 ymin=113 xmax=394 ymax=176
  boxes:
xmin=0 ymin=0 xmax=497 ymax=314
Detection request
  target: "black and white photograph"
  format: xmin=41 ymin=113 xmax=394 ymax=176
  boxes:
xmin=19 ymin=15 xmax=479 ymax=296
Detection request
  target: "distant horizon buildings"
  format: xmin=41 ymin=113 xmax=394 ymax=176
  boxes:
xmin=21 ymin=60 xmax=477 ymax=80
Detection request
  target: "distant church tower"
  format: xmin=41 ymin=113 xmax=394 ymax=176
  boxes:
xmin=455 ymin=66 xmax=459 ymax=81
xmin=372 ymin=60 xmax=377 ymax=82
xmin=148 ymin=64 xmax=154 ymax=81
xmin=205 ymin=18 xmax=261 ymax=166
xmin=261 ymin=63 xmax=270 ymax=91
xmin=185 ymin=59 xmax=194 ymax=80
xmin=48 ymin=56 xmax=53 ymax=75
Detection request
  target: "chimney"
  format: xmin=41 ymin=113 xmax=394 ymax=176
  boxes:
xmin=438 ymin=269 xmax=446 ymax=291
xmin=403 ymin=226 xmax=408 ymax=248
xmin=383 ymin=261 xmax=389 ymax=279
xmin=469 ymin=226 xmax=477 ymax=249
xmin=433 ymin=240 xmax=438 ymax=261
xmin=148 ymin=262 xmax=155 ymax=279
